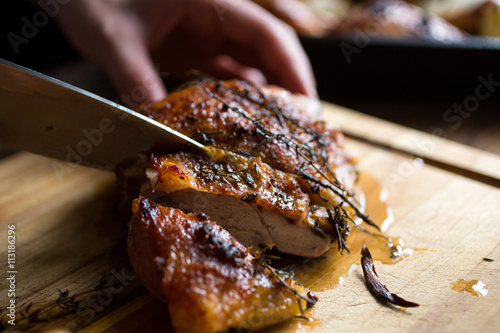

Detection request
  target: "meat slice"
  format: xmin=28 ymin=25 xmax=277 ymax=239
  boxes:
xmin=128 ymin=196 xmax=310 ymax=333
xmin=148 ymin=150 xmax=309 ymax=222
xmin=129 ymin=78 xmax=372 ymax=257
xmin=144 ymin=150 xmax=334 ymax=257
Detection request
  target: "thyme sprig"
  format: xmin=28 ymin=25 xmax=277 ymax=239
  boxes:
xmin=253 ymin=245 xmax=271 ymax=275
xmin=13 ymin=272 xmax=132 ymax=329
xmin=211 ymin=162 xmax=258 ymax=188
xmin=264 ymin=262 xmax=316 ymax=316
xmin=253 ymin=244 xmax=282 ymax=275
xmin=251 ymin=244 xmax=314 ymax=311
xmin=20 ymin=302 xmax=48 ymax=324
xmin=193 ymin=71 xmax=342 ymax=185
xmin=300 ymin=166 xmax=379 ymax=231
xmin=56 ymin=289 xmax=84 ymax=313
xmin=310 ymin=222 xmax=326 ymax=239
xmin=195 ymin=130 xmax=224 ymax=144
xmin=196 ymin=77 xmax=378 ymax=232
xmin=327 ymin=203 xmax=352 ymax=254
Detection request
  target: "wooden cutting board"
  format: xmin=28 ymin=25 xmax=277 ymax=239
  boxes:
xmin=1 ymin=102 xmax=499 ymax=332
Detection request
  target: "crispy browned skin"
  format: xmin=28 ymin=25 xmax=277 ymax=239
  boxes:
xmin=148 ymin=150 xmax=309 ymax=222
xmin=138 ymin=79 xmax=357 ymax=208
xmin=128 ymin=196 xmax=307 ymax=333
xmin=146 ymin=150 xmax=336 ymax=257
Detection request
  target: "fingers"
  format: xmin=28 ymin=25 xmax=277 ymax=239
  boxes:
xmin=215 ymin=0 xmax=317 ymax=97
xmin=104 ymin=45 xmax=167 ymax=108
xmin=99 ymin=20 xmax=167 ymax=108
xmin=56 ymin=1 xmax=167 ymax=108
xmin=212 ymin=55 xmax=267 ymax=86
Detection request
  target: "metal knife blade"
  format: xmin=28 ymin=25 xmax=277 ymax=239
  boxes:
xmin=0 ymin=59 xmax=204 ymax=171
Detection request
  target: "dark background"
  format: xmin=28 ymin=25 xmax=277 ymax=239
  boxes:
xmin=0 ymin=1 xmax=77 ymax=70
xmin=2 ymin=1 xmax=500 ymax=155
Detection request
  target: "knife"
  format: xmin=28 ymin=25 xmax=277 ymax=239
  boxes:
xmin=0 ymin=58 xmax=204 ymax=171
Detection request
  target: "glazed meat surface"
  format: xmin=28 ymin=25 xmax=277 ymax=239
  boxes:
xmin=138 ymin=79 xmax=358 ymax=209
xmin=253 ymin=0 xmax=342 ymax=36
xmin=334 ymin=0 xmax=466 ymax=41
xmin=148 ymin=150 xmax=310 ymax=222
xmin=253 ymin=0 xmax=470 ymax=41
xmin=128 ymin=196 xmax=309 ymax=333
xmin=145 ymin=150 xmax=335 ymax=257
xmin=122 ymin=79 xmax=369 ymax=331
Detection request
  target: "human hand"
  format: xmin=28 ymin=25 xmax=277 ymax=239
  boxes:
xmin=55 ymin=0 xmax=316 ymax=108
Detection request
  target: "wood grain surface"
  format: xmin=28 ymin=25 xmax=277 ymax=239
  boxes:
xmin=1 ymin=102 xmax=499 ymax=333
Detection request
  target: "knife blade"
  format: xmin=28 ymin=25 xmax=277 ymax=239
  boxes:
xmin=0 ymin=58 xmax=204 ymax=171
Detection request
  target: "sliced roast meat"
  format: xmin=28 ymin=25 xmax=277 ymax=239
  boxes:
xmin=128 ymin=196 xmax=309 ymax=333
xmin=144 ymin=150 xmax=334 ymax=257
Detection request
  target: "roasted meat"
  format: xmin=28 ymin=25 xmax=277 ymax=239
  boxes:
xmin=123 ymin=78 xmax=369 ymax=331
xmin=334 ymin=0 xmax=466 ymax=41
xmin=144 ymin=150 xmax=335 ymax=257
xmin=253 ymin=0 xmax=469 ymax=41
xmin=128 ymin=196 xmax=310 ymax=333
xmin=253 ymin=0 xmax=344 ymax=36
xmin=423 ymin=0 xmax=500 ymax=37
xmin=132 ymin=78 xmax=365 ymax=257
xmin=138 ymin=78 xmax=359 ymax=209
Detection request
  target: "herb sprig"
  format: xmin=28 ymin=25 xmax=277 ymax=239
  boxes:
xmin=195 ymin=76 xmax=379 ymax=233
xmin=211 ymin=161 xmax=258 ymax=188
xmin=12 ymin=272 xmax=133 ymax=330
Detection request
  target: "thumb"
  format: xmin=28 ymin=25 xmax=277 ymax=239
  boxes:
xmin=99 ymin=27 xmax=167 ymax=109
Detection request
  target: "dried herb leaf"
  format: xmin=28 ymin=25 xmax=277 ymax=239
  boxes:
xmin=306 ymin=291 xmax=318 ymax=308
xmin=95 ymin=274 xmax=108 ymax=291
xmin=196 ymin=76 xmax=377 ymax=233
xmin=310 ymin=225 xmax=326 ymax=239
xmin=361 ymin=245 xmax=419 ymax=308
xmin=326 ymin=204 xmax=351 ymax=254
xmin=56 ymin=289 xmax=84 ymax=313
xmin=20 ymin=302 xmax=48 ymax=324
xmin=56 ymin=288 xmax=69 ymax=299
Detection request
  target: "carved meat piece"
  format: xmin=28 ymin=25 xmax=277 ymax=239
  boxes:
xmin=145 ymin=150 xmax=334 ymax=257
xmin=138 ymin=79 xmax=359 ymax=209
xmin=128 ymin=196 xmax=309 ymax=333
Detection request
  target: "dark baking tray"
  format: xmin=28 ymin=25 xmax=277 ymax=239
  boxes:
xmin=301 ymin=35 xmax=500 ymax=100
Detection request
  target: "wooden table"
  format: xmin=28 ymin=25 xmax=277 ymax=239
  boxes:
xmin=1 ymin=98 xmax=499 ymax=332
xmin=328 ymin=95 xmax=500 ymax=156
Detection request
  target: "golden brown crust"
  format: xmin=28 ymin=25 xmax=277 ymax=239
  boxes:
xmin=128 ymin=196 xmax=306 ymax=333
xmin=148 ymin=150 xmax=309 ymax=222
xmin=138 ymin=79 xmax=358 ymax=208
